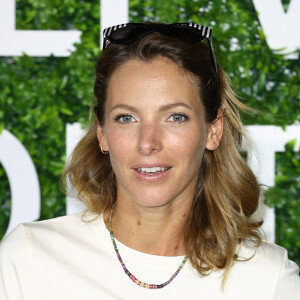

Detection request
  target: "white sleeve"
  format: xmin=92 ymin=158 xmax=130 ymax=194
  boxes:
xmin=0 ymin=227 xmax=25 ymax=300
xmin=273 ymin=249 xmax=300 ymax=300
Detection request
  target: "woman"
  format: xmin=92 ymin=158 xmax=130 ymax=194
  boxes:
xmin=0 ymin=22 xmax=299 ymax=299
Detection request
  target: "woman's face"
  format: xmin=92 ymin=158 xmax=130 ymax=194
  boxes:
xmin=97 ymin=56 xmax=222 ymax=209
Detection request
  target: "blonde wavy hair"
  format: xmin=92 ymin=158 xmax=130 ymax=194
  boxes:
xmin=62 ymin=28 xmax=262 ymax=287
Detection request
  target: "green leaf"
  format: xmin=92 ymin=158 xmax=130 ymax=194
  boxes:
xmin=59 ymin=107 xmax=73 ymax=116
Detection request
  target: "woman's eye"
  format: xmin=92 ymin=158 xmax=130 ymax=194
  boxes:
xmin=115 ymin=114 xmax=135 ymax=124
xmin=168 ymin=114 xmax=187 ymax=123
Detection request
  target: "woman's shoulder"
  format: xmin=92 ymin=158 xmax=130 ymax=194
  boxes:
xmin=239 ymin=239 xmax=285 ymax=262
xmin=0 ymin=211 xmax=102 ymax=259
xmin=236 ymin=239 xmax=294 ymax=273
xmin=232 ymin=239 xmax=300 ymax=298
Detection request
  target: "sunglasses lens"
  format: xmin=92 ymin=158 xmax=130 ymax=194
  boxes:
xmin=164 ymin=26 xmax=206 ymax=43
xmin=109 ymin=24 xmax=149 ymax=44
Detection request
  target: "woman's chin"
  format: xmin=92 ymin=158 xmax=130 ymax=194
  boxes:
xmin=129 ymin=190 xmax=178 ymax=209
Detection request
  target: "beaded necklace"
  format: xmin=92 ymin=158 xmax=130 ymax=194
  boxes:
xmin=109 ymin=203 xmax=188 ymax=289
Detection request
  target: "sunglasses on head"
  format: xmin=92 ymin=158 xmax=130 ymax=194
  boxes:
xmin=102 ymin=22 xmax=218 ymax=76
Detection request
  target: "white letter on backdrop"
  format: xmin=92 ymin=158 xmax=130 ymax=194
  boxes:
xmin=243 ymin=125 xmax=300 ymax=242
xmin=0 ymin=130 xmax=40 ymax=237
xmin=252 ymin=0 xmax=300 ymax=58
xmin=0 ymin=0 xmax=81 ymax=56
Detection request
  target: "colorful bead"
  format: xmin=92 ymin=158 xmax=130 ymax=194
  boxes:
xmin=109 ymin=202 xmax=188 ymax=289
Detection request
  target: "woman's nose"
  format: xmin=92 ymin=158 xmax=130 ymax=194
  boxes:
xmin=137 ymin=123 xmax=162 ymax=155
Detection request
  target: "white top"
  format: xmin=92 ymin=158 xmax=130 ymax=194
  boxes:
xmin=0 ymin=211 xmax=299 ymax=300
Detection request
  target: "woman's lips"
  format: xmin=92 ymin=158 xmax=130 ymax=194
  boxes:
xmin=132 ymin=165 xmax=172 ymax=182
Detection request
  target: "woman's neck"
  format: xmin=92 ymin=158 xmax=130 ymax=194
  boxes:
xmin=104 ymin=199 xmax=192 ymax=256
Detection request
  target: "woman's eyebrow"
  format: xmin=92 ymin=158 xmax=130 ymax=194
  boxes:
xmin=109 ymin=104 xmax=138 ymax=113
xmin=159 ymin=102 xmax=193 ymax=111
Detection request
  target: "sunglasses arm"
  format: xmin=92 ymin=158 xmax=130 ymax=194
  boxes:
xmin=102 ymin=37 xmax=110 ymax=50
xmin=207 ymin=36 xmax=218 ymax=77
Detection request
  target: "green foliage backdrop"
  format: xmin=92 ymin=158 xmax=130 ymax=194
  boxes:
xmin=265 ymin=140 xmax=300 ymax=264
xmin=0 ymin=0 xmax=299 ymax=264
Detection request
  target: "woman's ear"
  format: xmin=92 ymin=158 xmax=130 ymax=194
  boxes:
xmin=96 ymin=122 xmax=109 ymax=152
xmin=206 ymin=109 xmax=224 ymax=151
